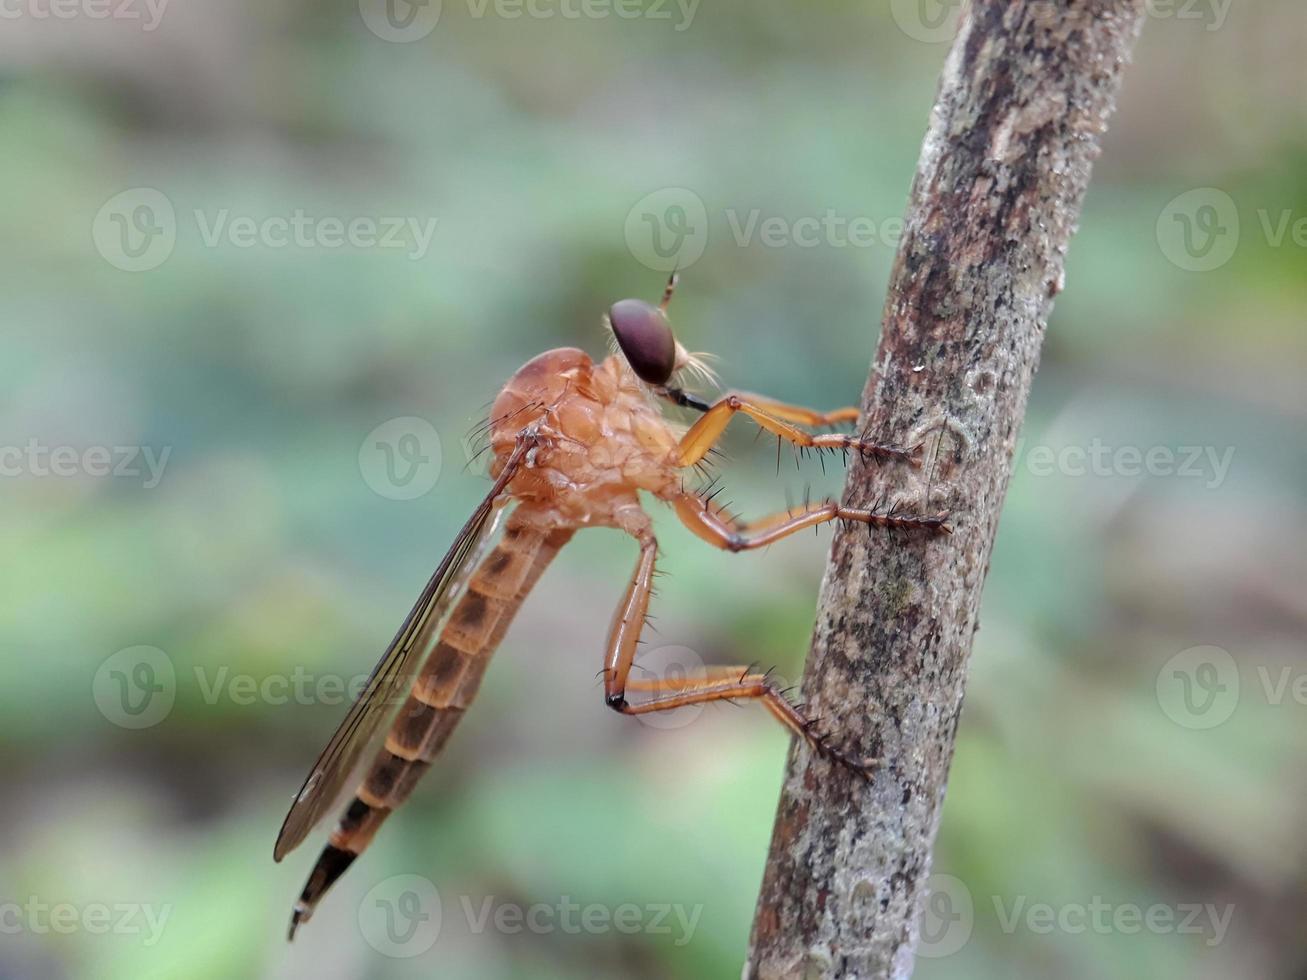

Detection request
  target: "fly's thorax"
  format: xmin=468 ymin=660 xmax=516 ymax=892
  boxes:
xmin=488 ymin=350 xmax=680 ymax=512
xmin=488 ymin=347 xmax=594 ymax=457
xmin=550 ymin=356 xmax=680 ymax=499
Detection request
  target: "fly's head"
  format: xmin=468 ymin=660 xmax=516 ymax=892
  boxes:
xmin=606 ymin=274 xmax=718 ymax=407
xmin=607 ymin=298 xmax=677 ymax=386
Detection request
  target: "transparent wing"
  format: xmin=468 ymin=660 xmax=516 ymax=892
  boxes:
xmin=273 ymin=437 xmax=531 ymax=861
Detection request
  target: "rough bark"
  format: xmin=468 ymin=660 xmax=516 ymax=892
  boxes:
xmin=745 ymin=4 xmax=1147 ymax=978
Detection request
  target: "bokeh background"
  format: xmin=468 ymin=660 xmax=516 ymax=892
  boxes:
xmin=2 ymin=1 xmax=1305 ymax=977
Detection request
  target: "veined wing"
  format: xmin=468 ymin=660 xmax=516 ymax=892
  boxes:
xmin=273 ymin=436 xmax=531 ymax=861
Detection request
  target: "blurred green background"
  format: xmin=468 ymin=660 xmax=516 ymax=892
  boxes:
xmin=2 ymin=1 xmax=1305 ymax=977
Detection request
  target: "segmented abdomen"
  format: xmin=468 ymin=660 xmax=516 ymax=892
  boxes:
xmin=290 ymin=512 xmax=572 ymax=930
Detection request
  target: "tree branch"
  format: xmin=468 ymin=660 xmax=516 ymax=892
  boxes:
xmin=745 ymin=4 xmax=1148 ymax=978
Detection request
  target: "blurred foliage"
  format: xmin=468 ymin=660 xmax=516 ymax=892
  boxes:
xmin=1 ymin=1 xmax=1305 ymax=978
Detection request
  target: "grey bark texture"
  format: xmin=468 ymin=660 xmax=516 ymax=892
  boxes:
xmin=745 ymin=3 xmax=1148 ymax=978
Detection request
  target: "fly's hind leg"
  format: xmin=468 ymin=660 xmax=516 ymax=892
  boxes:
xmin=675 ymin=393 xmax=915 ymax=468
xmin=600 ymin=529 xmax=874 ymax=779
xmin=620 ymin=667 xmax=876 ymax=778
xmin=600 ymin=529 xmax=658 ymax=714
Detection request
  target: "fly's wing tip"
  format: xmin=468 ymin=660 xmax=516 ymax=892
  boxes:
xmin=273 ymin=821 xmax=302 ymax=863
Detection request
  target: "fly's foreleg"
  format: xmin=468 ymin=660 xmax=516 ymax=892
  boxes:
xmin=730 ymin=393 xmax=860 ymax=428
xmin=674 ymin=393 xmax=914 ymax=468
xmin=675 ymin=492 xmax=950 ymax=549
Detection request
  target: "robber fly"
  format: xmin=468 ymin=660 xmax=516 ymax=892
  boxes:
xmin=275 ymin=274 xmax=949 ymax=938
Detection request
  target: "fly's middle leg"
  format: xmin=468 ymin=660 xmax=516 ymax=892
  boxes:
xmin=675 ymin=492 xmax=951 ymax=549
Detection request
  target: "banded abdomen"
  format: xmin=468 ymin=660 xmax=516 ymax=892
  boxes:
xmin=289 ymin=512 xmax=572 ymax=935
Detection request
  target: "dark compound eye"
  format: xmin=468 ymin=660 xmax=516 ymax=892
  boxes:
xmin=608 ymin=299 xmax=676 ymax=385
